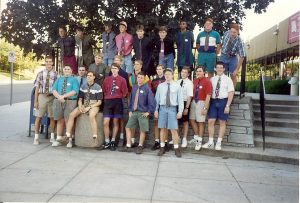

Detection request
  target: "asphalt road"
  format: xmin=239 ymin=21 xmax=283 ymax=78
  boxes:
xmin=0 ymin=83 xmax=33 ymax=106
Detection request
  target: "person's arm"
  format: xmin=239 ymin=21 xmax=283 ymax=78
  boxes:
xmin=196 ymin=34 xmax=200 ymax=50
xmin=34 ymin=86 xmax=39 ymax=109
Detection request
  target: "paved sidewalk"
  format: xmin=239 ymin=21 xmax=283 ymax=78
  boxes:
xmin=0 ymin=102 xmax=298 ymax=202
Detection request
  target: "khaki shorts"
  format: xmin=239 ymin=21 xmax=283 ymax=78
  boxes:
xmin=53 ymin=99 xmax=77 ymax=120
xmin=125 ymin=111 xmax=149 ymax=132
xmin=189 ymin=100 xmax=206 ymax=122
xmin=35 ymin=94 xmax=54 ymax=118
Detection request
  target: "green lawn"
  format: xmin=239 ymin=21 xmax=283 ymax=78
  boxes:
xmin=0 ymin=71 xmax=34 ymax=80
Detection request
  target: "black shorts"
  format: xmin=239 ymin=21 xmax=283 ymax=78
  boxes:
xmin=179 ymin=101 xmax=190 ymax=123
xmin=103 ymin=98 xmax=123 ymax=118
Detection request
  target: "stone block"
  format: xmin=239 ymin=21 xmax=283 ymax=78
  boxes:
xmin=75 ymin=113 xmax=104 ymax=147
xmin=229 ymin=115 xmax=245 ymax=120
xmin=228 ymin=126 xmax=247 ymax=134
xmin=228 ymin=133 xmax=254 ymax=145
xmin=244 ymin=110 xmax=252 ymax=120
xmin=239 ymin=104 xmax=250 ymax=110
xmin=230 ymin=111 xmax=244 ymax=117
xmin=227 ymin=119 xmax=251 ymax=127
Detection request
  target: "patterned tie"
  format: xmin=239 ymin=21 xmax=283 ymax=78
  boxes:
xmin=159 ymin=40 xmax=165 ymax=61
xmin=194 ymin=80 xmax=200 ymax=103
xmin=180 ymin=80 xmax=184 ymax=87
xmin=215 ymin=76 xmax=221 ymax=98
xmin=84 ymin=84 xmax=91 ymax=107
xmin=44 ymin=71 xmax=50 ymax=94
xmin=204 ymin=31 xmax=209 ymax=51
xmin=111 ymin=78 xmax=116 ymax=95
xmin=62 ymin=77 xmax=68 ymax=95
xmin=139 ymin=39 xmax=142 ymax=60
xmin=166 ymin=83 xmax=171 ymax=106
xmin=133 ymin=87 xmax=139 ymax=111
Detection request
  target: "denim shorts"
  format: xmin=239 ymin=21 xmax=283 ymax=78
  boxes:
xmin=220 ymin=54 xmax=238 ymax=74
xmin=158 ymin=105 xmax=178 ymax=130
xmin=198 ymin=52 xmax=217 ymax=73
xmin=207 ymin=98 xmax=229 ymax=121
xmin=159 ymin=53 xmax=174 ymax=70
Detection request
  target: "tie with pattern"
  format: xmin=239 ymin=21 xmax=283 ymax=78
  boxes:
xmin=166 ymin=83 xmax=171 ymax=107
xmin=194 ymin=80 xmax=200 ymax=103
xmin=84 ymin=84 xmax=91 ymax=107
xmin=204 ymin=31 xmax=209 ymax=52
xmin=44 ymin=71 xmax=50 ymax=94
xmin=62 ymin=77 xmax=68 ymax=95
xmin=111 ymin=78 xmax=116 ymax=95
xmin=133 ymin=87 xmax=139 ymax=111
xmin=215 ymin=76 xmax=221 ymax=98
xmin=159 ymin=40 xmax=164 ymax=61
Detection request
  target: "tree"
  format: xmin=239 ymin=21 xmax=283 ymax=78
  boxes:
xmin=0 ymin=0 xmax=274 ymax=57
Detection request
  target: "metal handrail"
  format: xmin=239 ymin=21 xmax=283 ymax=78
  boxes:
xmin=259 ymin=67 xmax=266 ymax=150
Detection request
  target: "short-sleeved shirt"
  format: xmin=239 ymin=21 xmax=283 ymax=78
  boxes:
xmin=210 ymin=74 xmax=234 ymax=99
xmin=52 ymin=76 xmax=79 ymax=99
xmin=193 ymin=77 xmax=212 ymax=101
xmin=196 ymin=30 xmax=221 ymax=53
xmin=34 ymin=68 xmax=57 ymax=94
xmin=176 ymin=78 xmax=193 ymax=101
xmin=78 ymin=83 xmax=103 ymax=105
xmin=221 ymin=31 xmax=246 ymax=57
xmin=102 ymin=75 xmax=128 ymax=99
xmin=115 ymin=32 xmax=133 ymax=56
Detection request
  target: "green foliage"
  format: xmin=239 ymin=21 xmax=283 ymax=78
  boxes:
xmin=236 ymin=80 xmax=290 ymax=94
xmin=0 ymin=0 xmax=274 ymax=58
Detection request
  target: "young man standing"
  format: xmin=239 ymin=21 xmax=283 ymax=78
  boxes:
xmin=116 ymin=21 xmax=133 ymax=74
xmin=220 ymin=23 xmax=246 ymax=87
xmin=75 ymin=26 xmax=95 ymax=67
xmin=154 ymin=69 xmax=184 ymax=158
xmin=102 ymin=63 xmax=128 ymax=151
xmin=133 ymin=25 xmax=153 ymax=76
xmin=33 ymin=56 xmax=57 ymax=145
xmin=176 ymin=67 xmax=193 ymax=148
xmin=154 ymin=26 xmax=175 ymax=70
xmin=189 ymin=66 xmax=212 ymax=150
xmin=120 ymin=72 xmax=156 ymax=154
xmin=65 ymin=71 xmax=103 ymax=147
xmin=58 ymin=26 xmax=77 ymax=74
xmin=89 ymin=52 xmax=110 ymax=87
xmin=196 ymin=18 xmax=221 ymax=78
xmin=175 ymin=20 xmax=194 ymax=75
xmin=52 ymin=65 xmax=79 ymax=147
xmin=202 ymin=61 xmax=234 ymax=150
xmin=102 ymin=21 xmax=117 ymax=66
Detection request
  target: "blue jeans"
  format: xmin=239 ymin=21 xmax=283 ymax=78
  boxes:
xmin=159 ymin=53 xmax=174 ymax=70
xmin=103 ymin=56 xmax=114 ymax=66
xmin=122 ymin=54 xmax=133 ymax=74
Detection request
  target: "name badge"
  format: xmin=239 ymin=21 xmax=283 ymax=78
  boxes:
xmin=125 ymin=40 xmax=129 ymax=43
xmin=140 ymin=90 xmax=144 ymax=93
xmin=116 ymin=86 xmax=119 ymax=89
xmin=67 ymin=83 xmax=71 ymax=86
xmin=160 ymin=50 xmax=164 ymax=53
xmin=185 ymin=39 xmax=188 ymax=42
xmin=99 ymin=74 xmax=103 ymax=77
xmin=200 ymin=86 xmax=203 ymax=89
xmin=106 ymin=42 xmax=109 ymax=45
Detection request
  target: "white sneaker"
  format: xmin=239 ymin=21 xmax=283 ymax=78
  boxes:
xmin=215 ymin=142 xmax=222 ymax=151
xmin=202 ymin=142 xmax=214 ymax=149
xmin=56 ymin=136 xmax=64 ymax=141
xmin=33 ymin=139 xmax=39 ymax=145
xmin=169 ymin=140 xmax=173 ymax=145
xmin=52 ymin=141 xmax=62 ymax=147
xmin=50 ymin=138 xmax=55 ymax=143
xmin=195 ymin=141 xmax=202 ymax=151
xmin=181 ymin=138 xmax=187 ymax=148
xmin=67 ymin=141 xmax=72 ymax=148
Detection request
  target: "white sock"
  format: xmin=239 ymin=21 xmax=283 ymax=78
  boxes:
xmin=131 ymin=138 xmax=135 ymax=143
xmin=174 ymin=144 xmax=179 ymax=149
xmin=198 ymin=136 xmax=203 ymax=142
xmin=57 ymin=135 xmax=63 ymax=140
xmin=72 ymin=134 xmax=75 ymax=139
xmin=155 ymin=139 xmax=160 ymax=142
xmin=66 ymin=132 xmax=71 ymax=137
xmin=111 ymin=138 xmax=116 ymax=142
xmin=105 ymin=138 xmax=110 ymax=143
xmin=193 ymin=135 xmax=199 ymax=140
xmin=50 ymin=133 xmax=55 ymax=139
xmin=69 ymin=138 xmax=72 ymax=142
xmin=138 ymin=144 xmax=143 ymax=147
xmin=34 ymin=134 xmax=39 ymax=139
xmin=160 ymin=142 xmax=165 ymax=148
xmin=126 ymin=144 xmax=131 ymax=148
xmin=120 ymin=133 xmax=124 ymax=139
xmin=93 ymin=134 xmax=97 ymax=138
xmin=182 ymin=137 xmax=187 ymax=141
xmin=208 ymin=137 xmax=214 ymax=144
xmin=217 ymin=137 xmax=223 ymax=143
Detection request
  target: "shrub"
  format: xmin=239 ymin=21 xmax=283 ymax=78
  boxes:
xmin=236 ymin=79 xmax=290 ymax=94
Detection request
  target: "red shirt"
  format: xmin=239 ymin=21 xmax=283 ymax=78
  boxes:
xmin=103 ymin=75 xmax=128 ymax=99
xmin=193 ymin=77 xmax=212 ymax=101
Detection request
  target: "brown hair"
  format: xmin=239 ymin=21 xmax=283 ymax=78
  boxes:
xmin=136 ymin=24 xmax=144 ymax=31
xmin=159 ymin=26 xmax=168 ymax=32
xmin=111 ymin=63 xmax=120 ymax=69
xmin=135 ymin=59 xmax=143 ymax=65
xmin=205 ymin=18 xmax=214 ymax=24
xmin=230 ymin=23 xmax=240 ymax=32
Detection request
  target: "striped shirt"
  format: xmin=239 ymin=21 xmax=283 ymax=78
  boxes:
xmin=78 ymin=83 xmax=103 ymax=103
xmin=34 ymin=68 xmax=57 ymax=94
xmin=221 ymin=31 xmax=246 ymax=57
xmin=196 ymin=30 xmax=221 ymax=53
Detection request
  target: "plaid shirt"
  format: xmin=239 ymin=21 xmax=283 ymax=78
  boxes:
xmin=34 ymin=68 xmax=57 ymax=94
xmin=58 ymin=36 xmax=76 ymax=57
xmin=221 ymin=31 xmax=246 ymax=57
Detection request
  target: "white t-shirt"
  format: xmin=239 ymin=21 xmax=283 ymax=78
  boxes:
xmin=210 ymin=74 xmax=234 ymax=99
xmin=177 ymin=78 xmax=193 ymax=101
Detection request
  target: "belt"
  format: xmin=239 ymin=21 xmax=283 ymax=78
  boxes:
xmin=66 ymin=98 xmax=77 ymax=100
xmin=213 ymin=98 xmax=227 ymax=100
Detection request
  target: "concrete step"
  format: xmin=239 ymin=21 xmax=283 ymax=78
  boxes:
xmin=254 ymin=126 xmax=299 ymax=139
xmin=252 ymin=99 xmax=299 ymax=106
xmin=254 ymin=117 xmax=299 ymax=128
xmin=253 ymin=104 xmax=299 ymax=112
xmin=254 ymin=136 xmax=299 ymax=151
xmin=253 ymin=110 xmax=299 ymax=119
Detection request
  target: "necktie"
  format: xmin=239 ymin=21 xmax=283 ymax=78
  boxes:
xmin=84 ymin=84 xmax=91 ymax=107
xmin=215 ymin=76 xmax=221 ymax=98
xmin=159 ymin=40 xmax=164 ymax=61
xmin=44 ymin=71 xmax=50 ymax=94
xmin=133 ymin=87 xmax=139 ymax=111
xmin=166 ymin=83 xmax=171 ymax=107
xmin=139 ymin=39 xmax=142 ymax=60
xmin=194 ymin=80 xmax=200 ymax=103
xmin=111 ymin=78 xmax=116 ymax=95
xmin=62 ymin=77 xmax=68 ymax=95
xmin=180 ymin=80 xmax=184 ymax=87
xmin=80 ymin=77 xmax=83 ymax=87
xmin=204 ymin=31 xmax=209 ymax=51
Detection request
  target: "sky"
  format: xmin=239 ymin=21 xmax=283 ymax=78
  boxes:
xmin=240 ymin=0 xmax=299 ymax=40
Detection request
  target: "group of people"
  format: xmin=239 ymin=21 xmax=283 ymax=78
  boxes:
xmin=33 ymin=17 xmax=245 ymax=158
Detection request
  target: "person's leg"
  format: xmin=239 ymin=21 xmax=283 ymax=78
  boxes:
xmin=171 ymin=129 xmax=181 ymax=157
xmin=66 ymin=108 xmax=81 ymax=136
xmin=201 ymin=118 xmax=215 ymax=149
xmin=207 ymin=53 xmax=216 ymax=78
xmin=190 ymin=119 xmax=198 ymax=136
xmin=166 ymin=53 xmax=175 ymax=70
xmin=112 ymin=118 xmax=119 ymax=141
xmin=108 ymin=58 xmax=114 ymax=67
xmin=151 ymin=120 xmax=160 ymax=150
xmin=124 ymin=55 xmax=133 ymax=75
xmin=89 ymin=107 xmax=99 ymax=138
xmin=125 ymin=127 xmax=132 ymax=147
xmin=103 ymin=118 xmax=111 ymax=141
xmin=49 ymin=117 xmax=56 ymax=141
xmin=33 ymin=117 xmax=42 ymax=144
